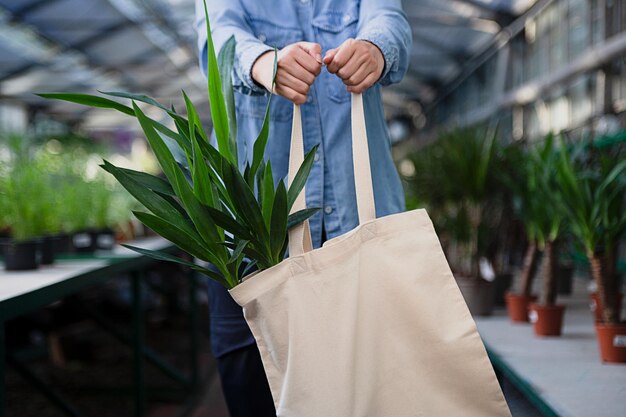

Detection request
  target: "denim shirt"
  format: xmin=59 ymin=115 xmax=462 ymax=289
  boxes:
xmin=195 ymin=0 xmax=411 ymax=357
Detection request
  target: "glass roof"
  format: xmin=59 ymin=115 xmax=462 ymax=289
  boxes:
xmin=0 ymin=0 xmax=538 ymax=129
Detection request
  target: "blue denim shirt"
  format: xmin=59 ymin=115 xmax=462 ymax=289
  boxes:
xmin=195 ymin=0 xmax=411 ymax=357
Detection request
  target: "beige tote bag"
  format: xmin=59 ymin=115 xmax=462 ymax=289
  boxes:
xmin=229 ymin=93 xmax=512 ymax=417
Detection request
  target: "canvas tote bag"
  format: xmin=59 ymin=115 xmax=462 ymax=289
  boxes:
xmin=229 ymin=93 xmax=512 ymax=417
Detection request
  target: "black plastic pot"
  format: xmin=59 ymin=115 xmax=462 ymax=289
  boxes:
xmin=38 ymin=236 xmax=58 ymax=265
xmin=95 ymin=228 xmax=116 ymax=251
xmin=72 ymin=230 xmax=96 ymax=254
xmin=2 ymin=239 xmax=39 ymax=271
xmin=54 ymin=233 xmax=74 ymax=255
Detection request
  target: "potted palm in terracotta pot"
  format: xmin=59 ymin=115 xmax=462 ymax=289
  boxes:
xmin=555 ymin=140 xmax=626 ymax=362
xmin=526 ymin=135 xmax=566 ymax=336
xmin=501 ymin=144 xmax=541 ymax=322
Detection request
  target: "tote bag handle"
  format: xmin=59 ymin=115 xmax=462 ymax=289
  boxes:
xmin=288 ymin=93 xmax=376 ymax=257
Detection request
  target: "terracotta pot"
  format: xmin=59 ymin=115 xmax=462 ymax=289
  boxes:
xmin=456 ymin=277 xmax=496 ymax=316
xmin=505 ymin=293 xmax=537 ymax=322
xmin=529 ymin=304 xmax=565 ymax=336
xmin=590 ymin=293 xmax=623 ymax=322
xmin=595 ymin=322 xmax=626 ymax=364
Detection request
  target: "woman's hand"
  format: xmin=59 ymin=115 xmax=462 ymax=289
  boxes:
xmin=252 ymin=42 xmax=323 ymax=105
xmin=323 ymin=38 xmax=384 ymax=94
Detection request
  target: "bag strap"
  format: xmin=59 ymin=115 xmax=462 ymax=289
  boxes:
xmin=288 ymin=93 xmax=376 ymax=257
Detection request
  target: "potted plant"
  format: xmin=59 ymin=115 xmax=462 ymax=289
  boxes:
xmin=1 ymin=160 xmax=47 ymax=270
xmin=501 ymin=141 xmax=545 ymax=322
xmin=406 ymin=127 xmax=500 ymax=315
xmin=39 ymin=3 xmax=318 ymax=288
xmin=526 ymin=135 xmax=566 ymax=336
xmin=555 ymin=139 xmax=626 ymax=362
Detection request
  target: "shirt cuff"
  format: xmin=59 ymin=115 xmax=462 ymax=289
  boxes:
xmin=357 ymin=32 xmax=398 ymax=83
xmin=237 ymin=43 xmax=274 ymax=95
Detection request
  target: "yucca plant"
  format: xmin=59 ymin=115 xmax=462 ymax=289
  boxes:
xmin=555 ymin=139 xmax=626 ymax=324
xmin=528 ymin=134 xmax=564 ymax=307
xmin=38 ymin=1 xmax=318 ymax=288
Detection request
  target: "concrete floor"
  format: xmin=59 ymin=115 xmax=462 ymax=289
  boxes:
xmin=475 ymin=276 xmax=626 ymax=417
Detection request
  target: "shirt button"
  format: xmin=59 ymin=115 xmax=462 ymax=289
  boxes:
xmin=343 ymin=14 xmax=351 ymax=23
xmin=314 ymin=152 xmax=320 ymax=162
xmin=306 ymin=95 xmax=312 ymax=104
xmin=324 ymin=206 xmax=333 ymax=214
xmin=258 ymin=33 xmax=267 ymax=42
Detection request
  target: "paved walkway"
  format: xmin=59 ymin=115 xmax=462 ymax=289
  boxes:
xmin=475 ymin=276 xmax=626 ymax=417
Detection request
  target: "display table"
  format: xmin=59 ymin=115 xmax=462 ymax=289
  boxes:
xmin=0 ymin=237 xmax=200 ymax=417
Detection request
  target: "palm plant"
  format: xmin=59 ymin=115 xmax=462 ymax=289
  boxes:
xmin=39 ymin=1 xmax=317 ymax=289
xmin=555 ymin=140 xmax=626 ymax=324
xmin=528 ymin=134 xmax=564 ymax=307
xmin=500 ymin=143 xmax=541 ymax=298
xmin=412 ymin=127 xmax=498 ymax=280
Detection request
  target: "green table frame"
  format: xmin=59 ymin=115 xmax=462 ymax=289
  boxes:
xmin=0 ymin=237 xmax=202 ymax=417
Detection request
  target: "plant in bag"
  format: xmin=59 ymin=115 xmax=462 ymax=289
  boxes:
xmin=39 ymin=0 xmax=318 ymax=288
xmin=555 ymin=139 xmax=626 ymax=362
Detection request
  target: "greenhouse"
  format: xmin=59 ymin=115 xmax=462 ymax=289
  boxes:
xmin=0 ymin=0 xmax=624 ymax=416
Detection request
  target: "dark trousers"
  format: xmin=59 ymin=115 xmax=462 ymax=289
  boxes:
xmin=217 ymin=344 xmax=276 ymax=417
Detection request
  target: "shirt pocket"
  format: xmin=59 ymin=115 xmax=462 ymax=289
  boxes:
xmin=241 ymin=18 xmax=304 ymax=120
xmin=312 ymin=5 xmax=359 ymax=103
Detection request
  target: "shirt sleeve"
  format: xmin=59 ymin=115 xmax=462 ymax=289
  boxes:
xmin=195 ymin=0 xmax=272 ymax=95
xmin=356 ymin=0 xmax=412 ymax=86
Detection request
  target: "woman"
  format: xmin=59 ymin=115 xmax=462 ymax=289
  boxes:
xmin=195 ymin=1 xmax=411 ymax=415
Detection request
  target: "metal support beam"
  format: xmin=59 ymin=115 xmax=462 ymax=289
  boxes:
xmin=12 ymin=0 xmax=64 ymax=18
xmin=105 ymin=0 xmax=203 ymax=90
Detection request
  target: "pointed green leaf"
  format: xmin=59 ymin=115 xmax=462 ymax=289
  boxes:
xmin=133 ymin=211 xmax=212 ymax=262
xmin=287 ymin=208 xmax=320 ymax=229
xmin=202 ymin=0 xmax=233 ymax=164
xmin=287 ymin=145 xmax=319 ymax=210
xmin=270 ymin=180 xmax=288 ymax=258
xmin=121 ymin=244 xmax=228 ymax=286
xmin=101 ymin=161 xmax=174 ymax=196
xmin=218 ymin=35 xmax=237 ymax=158
xmin=170 ymin=160 xmax=221 ymax=247
xmin=261 ymin=161 xmax=275 ymax=227
xmin=36 ymin=93 xmax=134 ymax=116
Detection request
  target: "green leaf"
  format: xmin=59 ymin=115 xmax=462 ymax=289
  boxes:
xmin=218 ymin=35 xmax=237 ymax=159
xmin=133 ymin=102 xmax=179 ymax=186
xmin=248 ymin=49 xmax=278 ymax=184
xmin=202 ymin=0 xmax=233 ymax=164
xmin=133 ymin=211 xmax=212 ymax=262
xmin=270 ymin=180 xmax=288 ymax=259
xmin=228 ymin=239 xmax=249 ymax=263
xmin=205 ymin=207 xmax=254 ymax=242
xmin=122 ymin=244 xmax=228 ymax=286
xmin=287 ymin=208 xmax=319 ymax=230
xmin=170 ymin=160 xmax=222 ymax=247
xmin=101 ymin=162 xmax=174 ymax=196
xmin=287 ymin=145 xmax=319 ymax=211
xmin=223 ymin=163 xmax=269 ymax=244
xmin=261 ymin=161 xmax=275 ymax=227
xmin=101 ymin=162 xmax=191 ymax=231
xmin=36 ymin=93 xmax=134 ymax=116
